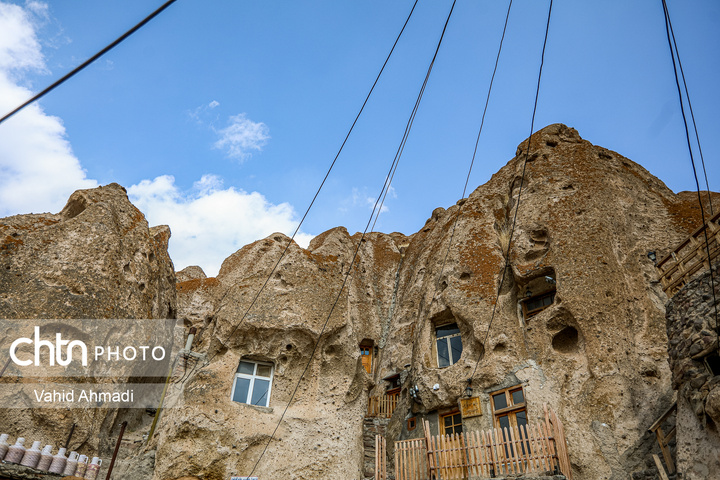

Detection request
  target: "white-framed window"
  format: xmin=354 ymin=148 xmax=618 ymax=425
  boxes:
xmin=436 ymin=323 xmax=462 ymax=368
xmin=232 ymin=360 xmax=274 ymax=407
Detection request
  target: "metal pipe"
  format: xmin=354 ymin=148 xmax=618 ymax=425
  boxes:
xmin=64 ymin=423 xmax=76 ymax=450
xmin=184 ymin=327 xmax=197 ymax=352
xmin=104 ymin=421 xmax=127 ymax=480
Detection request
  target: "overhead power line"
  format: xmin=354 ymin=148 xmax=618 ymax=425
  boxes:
xmin=470 ymin=0 xmax=554 ymax=381
xmin=249 ymin=1 xmax=458 ymax=475
xmin=191 ymin=0 xmax=421 ymax=378
xmin=0 ymin=0 xmax=179 ymax=126
xmin=661 ymin=0 xmax=718 ymax=347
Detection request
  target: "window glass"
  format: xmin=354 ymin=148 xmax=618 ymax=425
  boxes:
xmin=450 ymin=335 xmax=463 ymax=363
xmin=498 ymin=414 xmax=510 ymax=431
xmin=233 ymin=360 xmax=273 ymax=407
xmin=493 ymin=392 xmax=508 ymax=411
xmin=251 ymin=379 xmax=270 ymax=406
xmin=437 ymin=338 xmax=450 ymax=367
xmin=237 ymin=361 xmax=255 ymax=375
xmin=232 ymin=377 xmax=250 ymax=403
xmin=436 ymin=323 xmax=460 ymax=338
xmin=511 ymin=389 xmax=525 ymax=405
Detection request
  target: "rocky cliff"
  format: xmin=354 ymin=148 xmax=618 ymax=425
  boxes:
xmin=1 ymin=124 xmax=716 ymax=480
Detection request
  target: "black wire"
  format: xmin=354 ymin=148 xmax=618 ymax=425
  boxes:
xmin=371 ymin=0 xmax=457 ymax=232
xmin=661 ymin=0 xmax=719 ymax=346
xmin=438 ymin=0 xmax=514 ymax=287
xmin=470 ymin=0 xmax=553 ymax=381
xmin=249 ymin=2 xmax=458 ymax=475
xmin=0 ymin=0 xmax=179 ymax=125
xmin=187 ymin=0 xmax=420 ymax=377
xmin=664 ymin=2 xmax=713 ymax=215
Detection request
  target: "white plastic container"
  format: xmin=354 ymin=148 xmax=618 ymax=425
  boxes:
xmin=20 ymin=440 xmax=42 ymax=468
xmin=84 ymin=456 xmax=102 ymax=480
xmin=47 ymin=447 xmax=67 ymax=474
xmin=36 ymin=445 xmax=54 ymax=471
xmin=0 ymin=434 xmax=10 ymax=461
xmin=62 ymin=451 xmax=79 ymax=476
xmin=75 ymin=454 xmax=89 ymax=477
xmin=4 ymin=437 xmax=26 ymax=464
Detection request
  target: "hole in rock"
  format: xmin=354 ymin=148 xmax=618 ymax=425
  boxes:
xmin=552 ymin=326 xmax=579 ymax=353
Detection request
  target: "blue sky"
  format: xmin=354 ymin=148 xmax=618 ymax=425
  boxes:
xmin=0 ymin=0 xmax=718 ymax=276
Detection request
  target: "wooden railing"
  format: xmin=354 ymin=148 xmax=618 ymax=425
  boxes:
xmin=656 ymin=211 xmax=720 ymax=296
xmin=393 ymin=405 xmax=572 ymax=480
xmin=648 ymin=401 xmax=676 ymax=475
xmin=368 ymin=393 xmax=399 ymax=418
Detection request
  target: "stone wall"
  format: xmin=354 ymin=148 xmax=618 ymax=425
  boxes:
xmin=666 ymin=261 xmax=720 ymax=479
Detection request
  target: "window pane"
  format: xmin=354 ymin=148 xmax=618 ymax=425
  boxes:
xmin=444 ymin=415 xmax=453 ymax=428
xmin=251 ymin=379 xmax=270 ymax=406
xmin=256 ymin=364 xmax=272 ymax=377
xmin=437 ymin=338 xmax=450 ymax=367
xmin=516 ymin=410 xmax=529 ymax=455
xmin=232 ymin=377 xmax=250 ymax=403
xmin=450 ymin=335 xmax=463 ymax=364
xmin=511 ymin=389 xmax=524 ymax=405
xmin=436 ymin=323 xmax=460 ymax=338
xmin=493 ymin=393 xmax=508 ymax=411
xmin=516 ymin=409 xmax=527 ymax=428
xmin=237 ymin=361 xmax=255 ymax=375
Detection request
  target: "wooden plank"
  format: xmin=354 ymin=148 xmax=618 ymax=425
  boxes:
xmin=653 ymin=454 xmax=670 ymax=480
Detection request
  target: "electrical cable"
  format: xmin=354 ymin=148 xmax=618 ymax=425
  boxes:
xmin=470 ymin=0 xmax=553 ymax=381
xmin=661 ymin=0 xmax=719 ymax=347
xmin=371 ymin=0 xmax=459 ymax=232
xmin=248 ymin=2 xmax=458 ymax=475
xmin=178 ymin=0 xmax=420 ymax=383
xmin=663 ymin=1 xmax=713 ymax=215
xmin=437 ymin=0 xmax=514 ymax=288
xmin=0 ymin=0 xmax=179 ymax=126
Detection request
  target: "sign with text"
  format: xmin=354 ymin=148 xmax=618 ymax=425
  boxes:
xmin=0 ymin=319 xmax=181 ymax=409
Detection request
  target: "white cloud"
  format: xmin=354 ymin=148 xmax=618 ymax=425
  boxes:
xmin=0 ymin=1 xmax=97 ymax=216
xmin=128 ymin=174 xmax=313 ymax=277
xmin=351 ymin=185 xmax=396 ymax=215
xmin=214 ymin=113 xmax=269 ymax=161
xmin=208 ymin=100 xmax=219 ymax=109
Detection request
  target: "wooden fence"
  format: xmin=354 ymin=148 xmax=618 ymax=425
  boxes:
xmin=395 ymin=438 xmax=429 ymax=480
xmin=375 ymin=435 xmax=387 ymax=480
xmin=656 ymin=211 xmax=720 ymax=296
xmin=368 ymin=393 xmax=399 ymax=418
xmin=392 ymin=405 xmax=572 ymax=480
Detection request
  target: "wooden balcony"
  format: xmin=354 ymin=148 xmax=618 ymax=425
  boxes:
xmin=656 ymin=211 xmax=720 ymax=296
xmin=367 ymin=393 xmax=399 ymax=419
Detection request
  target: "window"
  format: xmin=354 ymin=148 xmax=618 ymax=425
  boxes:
xmin=232 ymin=360 xmax=273 ymax=407
xmin=491 ymin=386 xmax=529 ymax=456
xmin=436 ymin=323 xmax=462 ymax=367
xmin=441 ymin=411 xmax=462 ymax=436
xmin=522 ymin=291 xmax=555 ymax=319
xmin=407 ymin=417 xmax=416 ymax=431
xmin=360 ymin=345 xmax=373 ymax=374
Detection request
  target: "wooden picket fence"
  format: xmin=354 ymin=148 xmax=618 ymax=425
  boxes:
xmin=390 ymin=405 xmax=572 ymax=480
xmin=368 ymin=393 xmax=399 ymax=418
xmin=375 ymin=435 xmax=387 ymax=480
xmin=395 ymin=438 xmax=429 ymax=480
xmin=656 ymin=210 xmax=720 ymax=296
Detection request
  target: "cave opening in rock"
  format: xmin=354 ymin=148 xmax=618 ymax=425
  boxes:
xmin=552 ymin=326 xmax=579 ymax=353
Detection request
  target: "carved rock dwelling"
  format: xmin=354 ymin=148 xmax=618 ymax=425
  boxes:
xmin=0 ymin=124 xmax=718 ymax=480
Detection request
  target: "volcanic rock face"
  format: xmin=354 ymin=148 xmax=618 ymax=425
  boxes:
xmin=0 ymin=183 xmax=176 ymax=465
xmin=155 ymin=124 xmax=715 ymax=480
xmin=1 ymin=125 xmax=715 ymax=480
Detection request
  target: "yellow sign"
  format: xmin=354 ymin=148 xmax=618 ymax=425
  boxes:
xmin=460 ymin=397 xmax=482 ymax=418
